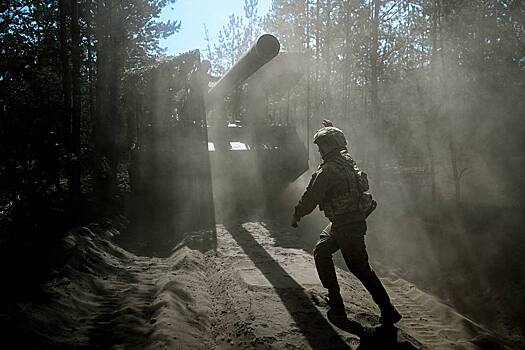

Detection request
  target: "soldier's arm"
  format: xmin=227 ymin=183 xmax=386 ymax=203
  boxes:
xmin=294 ymin=166 xmax=333 ymax=219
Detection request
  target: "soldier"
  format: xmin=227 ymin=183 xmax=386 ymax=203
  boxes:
xmin=291 ymin=120 xmax=402 ymax=325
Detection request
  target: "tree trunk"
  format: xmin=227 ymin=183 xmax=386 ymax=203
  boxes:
xmin=426 ymin=0 xmax=441 ymax=202
xmin=95 ymin=0 xmax=107 ymax=155
xmin=70 ymin=0 xmax=82 ymax=206
xmin=305 ymin=0 xmax=311 ymax=161
xmin=449 ymin=139 xmax=461 ymax=205
xmin=108 ymin=1 xmax=122 ymax=191
xmin=58 ymin=0 xmax=72 ymax=193
xmin=314 ymin=0 xmax=321 ymax=164
xmin=94 ymin=0 xmax=112 ymax=208
xmin=370 ymin=0 xmax=381 ymax=184
xmin=87 ymin=32 xmax=95 ymax=135
xmin=324 ymin=0 xmax=332 ymax=118
xmin=370 ymin=0 xmax=380 ymax=122
xmin=343 ymin=2 xmax=351 ymax=120
xmin=438 ymin=0 xmax=462 ymax=206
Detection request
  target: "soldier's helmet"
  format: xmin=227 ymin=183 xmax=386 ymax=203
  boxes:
xmin=313 ymin=126 xmax=347 ymax=150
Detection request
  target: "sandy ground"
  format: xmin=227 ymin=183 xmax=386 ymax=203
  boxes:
xmin=1 ymin=221 xmax=519 ymax=349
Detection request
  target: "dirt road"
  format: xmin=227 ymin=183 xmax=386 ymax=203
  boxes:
xmin=2 ymin=222 xmax=517 ymax=349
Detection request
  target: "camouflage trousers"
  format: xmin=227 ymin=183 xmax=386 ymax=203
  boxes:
xmin=313 ymin=220 xmax=392 ymax=310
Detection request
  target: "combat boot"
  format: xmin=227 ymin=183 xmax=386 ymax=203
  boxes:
xmin=379 ymin=304 xmax=402 ymax=324
xmin=327 ymin=289 xmax=345 ymax=310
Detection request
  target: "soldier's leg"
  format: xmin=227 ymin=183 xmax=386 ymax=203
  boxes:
xmin=334 ymin=222 xmax=392 ymax=311
xmin=313 ymin=223 xmax=341 ymax=292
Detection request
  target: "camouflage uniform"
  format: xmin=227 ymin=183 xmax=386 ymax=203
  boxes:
xmin=294 ymin=146 xmax=399 ymax=321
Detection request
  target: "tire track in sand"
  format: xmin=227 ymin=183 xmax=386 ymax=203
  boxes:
xmin=382 ymin=276 xmax=514 ymax=349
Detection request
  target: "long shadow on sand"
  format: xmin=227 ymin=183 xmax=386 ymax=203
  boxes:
xmin=326 ymin=310 xmax=418 ymax=350
xmin=227 ymin=224 xmax=418 ymax=350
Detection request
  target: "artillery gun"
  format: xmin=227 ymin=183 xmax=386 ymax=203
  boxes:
xmin=127 ymin=34 xmax=308 ymax=251
xmin=205 ymin=34 xmax=309 ymax=221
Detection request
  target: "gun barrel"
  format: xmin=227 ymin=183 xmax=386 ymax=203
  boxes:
xmin=207 ymin=34 xmax=280 ymax=104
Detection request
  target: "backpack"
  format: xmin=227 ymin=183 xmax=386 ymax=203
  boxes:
xmin=354 ymin=169 xmax=377 ymax=218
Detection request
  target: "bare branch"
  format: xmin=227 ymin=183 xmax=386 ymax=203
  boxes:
xmin=379 ymin=0 xmax=400 ymax=22
xmin=0 ymin=4 xmax=26 ymax=33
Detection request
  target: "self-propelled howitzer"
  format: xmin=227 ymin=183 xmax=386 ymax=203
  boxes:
xmin=205 ymin=34 xmax=308 ymax=222
xmin=206 ymin=34 xmax=280 ymax=106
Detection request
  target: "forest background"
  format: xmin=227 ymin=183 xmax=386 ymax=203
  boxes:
xmin=1 ymin=0 xmax=524 ymax=342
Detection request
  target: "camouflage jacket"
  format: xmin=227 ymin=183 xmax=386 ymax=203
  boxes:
xmin=294 ymin=149 xmax=371 ymax=226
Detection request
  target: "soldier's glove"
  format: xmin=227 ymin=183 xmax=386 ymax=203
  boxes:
xmin=291 ymin=214 xmax=300 ymax=228
xmin=322 ymin=119 xmax=333 ymax=127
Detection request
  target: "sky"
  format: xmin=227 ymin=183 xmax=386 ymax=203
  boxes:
xmin=159 ymin=0 xmax=273 ymax=56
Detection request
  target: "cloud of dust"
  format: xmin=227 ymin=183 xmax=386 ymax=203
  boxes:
xmin=249 ymin=8 xmax=525 ymax=335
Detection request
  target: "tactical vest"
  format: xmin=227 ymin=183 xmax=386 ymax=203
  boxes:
xmin=319 ymin=152 xmax=375 ymax=223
